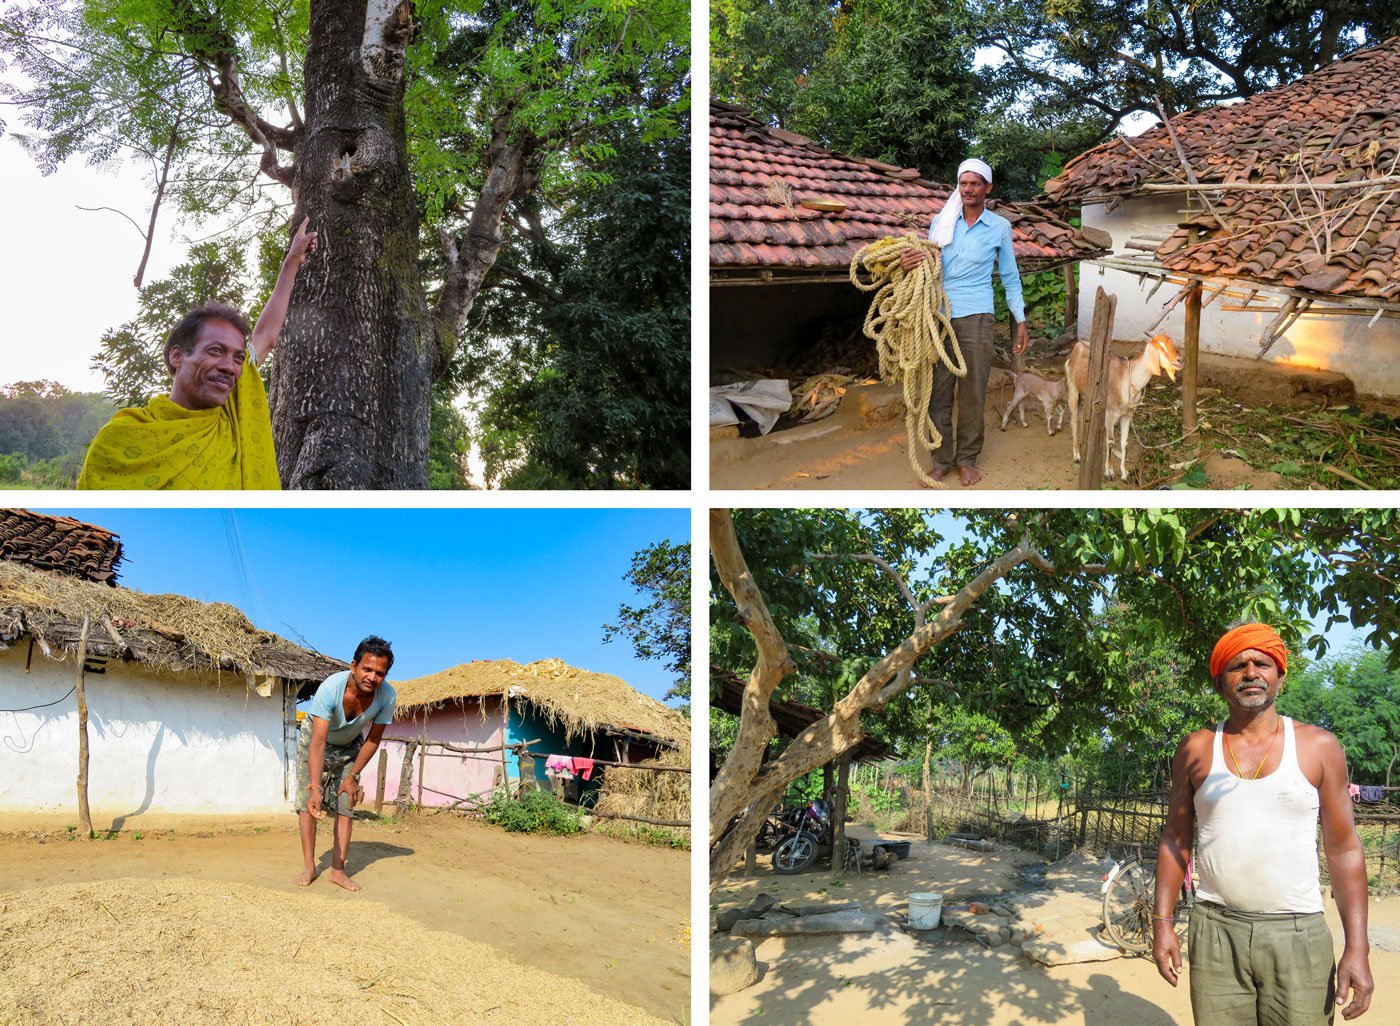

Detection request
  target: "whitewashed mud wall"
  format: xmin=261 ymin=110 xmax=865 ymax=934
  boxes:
xmin=1080 ymin=196 xmax=1400 ymax=397
xmin=0 ymin=646 xmax=292 ymax=817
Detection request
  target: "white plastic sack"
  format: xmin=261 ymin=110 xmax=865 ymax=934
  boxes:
xmin=710 ymin=380 xmax=792 ymax=435
xmin=709 ymin=395 xmax=741 ymax=427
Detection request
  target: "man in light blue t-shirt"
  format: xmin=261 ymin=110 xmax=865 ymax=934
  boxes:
xmin=295 ymin=635 xmax=397 ymax=891
xmin=901 ymin=158 xmax=1028 ymax=487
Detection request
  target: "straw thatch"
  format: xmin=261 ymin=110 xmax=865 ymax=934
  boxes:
xmin=0 ymin=877 xmax=674 ymax=1026
xmin=394 ymin=658 xmax=687 ymax=746
xmin=0 ymin=559 xmax=342 ymax=688
xmin=592 ymin=745 xmax=692 ymax=844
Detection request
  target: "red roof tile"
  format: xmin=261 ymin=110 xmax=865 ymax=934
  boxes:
xmin=711 ymin=103 xmax=1109 ymax=275
xmin=0 ymin=509 xmax=123 ymax=585
xmin=1045 ymin=37 xmax=1400 ymax=301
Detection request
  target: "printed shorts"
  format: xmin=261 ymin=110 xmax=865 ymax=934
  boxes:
xmin=293 ymin=718 xmax=364 ymax=818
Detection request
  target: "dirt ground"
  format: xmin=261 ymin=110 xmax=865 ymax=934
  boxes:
xmin=0 ymin=811 xmax=689 ymax=1023
xmin=710 ymin=830 xmax=1400 ymax=1026
xmin=711 ymin=349 xmax=1380 ymax=491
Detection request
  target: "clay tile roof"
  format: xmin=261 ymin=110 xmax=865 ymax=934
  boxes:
xmin=1044 ymin=37 xmax=1400 ymax=301
xmin=0 ymin=509 xmax=123 ymax=585
xmin=711 ymin=102 xmax=1110 ymax=275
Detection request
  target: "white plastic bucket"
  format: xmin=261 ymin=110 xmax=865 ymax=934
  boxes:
xmin=908 ymin=892 xmax=943 ymax=929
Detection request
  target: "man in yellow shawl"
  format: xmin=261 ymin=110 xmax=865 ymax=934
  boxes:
xmin=78 ymin=218 xmax=318 ymax=489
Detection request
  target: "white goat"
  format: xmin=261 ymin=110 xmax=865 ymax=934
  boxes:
xmin=1066 ymin=333 xmax=1182 ymax=481
xmin=1000 ymin=371 xmax=1068 ymax=435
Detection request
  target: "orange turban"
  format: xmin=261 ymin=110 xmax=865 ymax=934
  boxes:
xmin=1209 ymin=623 xmax=1287 ymax=679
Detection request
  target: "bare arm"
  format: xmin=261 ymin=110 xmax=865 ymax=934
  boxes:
xmin=249 ymin=216 xmax=317 ymax=364
xmin=1153 ymin=735 xmax=1197 ymax=987
xmin=306 ymin=714 xmax=330 ymax=819
xmin=1317 ymin=730 xmax=1372 ymax=1019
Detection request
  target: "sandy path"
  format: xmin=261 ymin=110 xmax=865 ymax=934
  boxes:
xmin=711 ymin=833 xmax=1400 ymax=1026
xmin=0 ymin=813 xmax=689 ymax=1022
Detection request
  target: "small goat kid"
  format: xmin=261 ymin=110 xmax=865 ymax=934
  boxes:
xmin=999 ymin=371 xmax=1068 ymax=435
xmin=1066 ymin=334 xmax=1182 ymax=481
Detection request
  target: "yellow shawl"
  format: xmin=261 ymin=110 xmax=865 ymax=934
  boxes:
xmin=77 ymin=351 xmax=280 ymax=490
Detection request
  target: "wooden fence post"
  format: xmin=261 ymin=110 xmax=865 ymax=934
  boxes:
xmin=395 ymin=738 xmax=419 ymax=810
xmin=1078 ymin=287 xmax=1117 ymax=489
xmin=75 ymin=614 xmax=93 ymax=839
xmin=831 ymin=757 xmax=851 ymax=876
xmin=374 ymin=748 xmax=388 ymax=815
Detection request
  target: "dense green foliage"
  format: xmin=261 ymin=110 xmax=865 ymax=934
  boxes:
xmin=713 ymin=0 xmax=1399 ymax=194
xmin=711 ymin=508 xmax=1400 ymax=775
xmin=469 ymin=125 xmax=690 ymax=488
xmin=482 ymin=788 xmax=584 ymax=835
xmin=603 ymin=540 xmax=692 ymax=703
xmin=1279 ymin=647 xmax=1400 ymax=785
xmin=0 ymin=382 xmax=115 ymax=487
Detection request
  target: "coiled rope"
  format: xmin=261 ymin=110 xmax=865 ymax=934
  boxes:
xmin=849 ymin=236 xmax=964 ymax=487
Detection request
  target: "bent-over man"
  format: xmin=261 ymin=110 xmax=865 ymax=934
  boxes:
xmin=78 ymin=217 xmax=317 ymax=489
xmin=295 ymin=636 xmax=397 ymax=892
xmin=1154 ymin=622 xmax=1373 ymax=1024
xmin=900 ymin=158 xmax=1028 ymax=487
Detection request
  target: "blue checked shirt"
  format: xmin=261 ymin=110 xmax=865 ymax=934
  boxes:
xmin=928 ymin=207 xmax=1025 ymax=323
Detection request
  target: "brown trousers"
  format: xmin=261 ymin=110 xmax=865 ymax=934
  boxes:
xmin=927 ymin=313 xmax=995 ymax=470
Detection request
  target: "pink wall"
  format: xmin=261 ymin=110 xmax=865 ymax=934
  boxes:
xmin=363 ymin=697 xmax=506 ymax=808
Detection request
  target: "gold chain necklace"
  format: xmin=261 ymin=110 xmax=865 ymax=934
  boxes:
xmin=1225 ymin=717 xmax=1282 ymax=779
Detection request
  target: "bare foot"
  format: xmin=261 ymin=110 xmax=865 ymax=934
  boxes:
xmin=295 ymin=867 xmax=318 ymax=887
xmin=958 ymin=465 xmax=983 ymax=486
xmin=329 ymin=869 xmax=361 ymax=892
xmin=929 ymin=466 xmax=951 ymax=481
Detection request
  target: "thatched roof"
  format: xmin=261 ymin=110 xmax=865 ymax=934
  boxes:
xmin=0 ymin=559 xmax=343 ymax=689
xmin=394 ymin=658 xmax=687 ymax=747
xmin=0 ymin=509 xmax=123 ymax=584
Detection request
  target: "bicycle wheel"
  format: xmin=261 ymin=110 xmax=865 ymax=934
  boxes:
xmin=773 ymin=831 xmax=819 ymax=875
xmin=1101 ymin=856 xmax=1158 ymax=953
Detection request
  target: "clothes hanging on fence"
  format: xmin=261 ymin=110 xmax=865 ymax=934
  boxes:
xmin=1349 ymin=783 xmax=1362 ymax=799
xmin=1358 ymin=785 xmax=1387 ymax=803
xmin=545 ymin=755 xmax=575 ymax=780
xmin=573 ymin=757 xmax=596 ymax=781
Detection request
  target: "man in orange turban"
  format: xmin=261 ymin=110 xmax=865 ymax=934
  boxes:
xmin=1152 ymin=623 xmax=1373 ymax=1024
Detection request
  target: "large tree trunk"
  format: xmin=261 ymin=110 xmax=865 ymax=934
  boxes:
xmin=270 ymin=0 xmax=432 ymax=489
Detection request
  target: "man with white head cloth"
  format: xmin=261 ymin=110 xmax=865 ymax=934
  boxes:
xmin=900 ymin=158 xmax=1028 ymax=487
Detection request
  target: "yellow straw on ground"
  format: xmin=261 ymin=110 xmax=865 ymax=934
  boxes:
xmin=849 ymin=236 xmax=964 ymax=487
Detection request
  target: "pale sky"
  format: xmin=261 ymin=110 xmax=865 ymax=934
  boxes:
xmin=2 ymin=138 xmax=183 ymax=393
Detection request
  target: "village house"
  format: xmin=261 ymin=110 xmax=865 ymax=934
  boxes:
xmin=366 ymin=657 xmax=687 ymax=810
xmin=710 ymin=100 xmax=1110 ymax=371
xmin=0 ymin=509 xmax=342 ymax=822
xmin=1044 ymin=36 xmax=1400 ymax=396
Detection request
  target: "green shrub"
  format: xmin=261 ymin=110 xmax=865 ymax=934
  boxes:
xmin=483 ymin=788 xmax=584 ymax=835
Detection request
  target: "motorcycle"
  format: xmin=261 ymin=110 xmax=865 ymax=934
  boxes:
xmin=772 ymin=799 xmax=835 ymax=875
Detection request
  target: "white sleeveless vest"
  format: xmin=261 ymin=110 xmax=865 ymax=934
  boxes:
xmin=1193 ymin=716 xmax=1323 ymax=913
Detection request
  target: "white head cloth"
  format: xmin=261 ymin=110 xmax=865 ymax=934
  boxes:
xmin=928 ymin=158 xmax=995 ymax=248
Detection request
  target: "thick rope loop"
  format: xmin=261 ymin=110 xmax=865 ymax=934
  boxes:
xmin=849 ymin=236 xmax=964 ymax=486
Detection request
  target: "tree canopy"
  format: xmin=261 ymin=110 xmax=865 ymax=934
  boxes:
xmin=604 ymin=539 xmax=692 ymax=704
xmin=711 ymin=0 xmax=1400 ymax=194
xmin=708 ymin=507 xmax=1400 ymax=883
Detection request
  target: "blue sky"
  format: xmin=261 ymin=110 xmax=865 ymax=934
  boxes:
xmin=37 ymin=508 xmax=689 ymax=702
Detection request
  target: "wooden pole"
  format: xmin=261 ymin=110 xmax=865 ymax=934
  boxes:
xmin=75 ymin=614 xmax=93 ymax=839
xmin=831 ymin=756 xmax=851 ymax=876
xmin=374 ymin=748 xmax=388 ymax=815
xmin=1182 ymin=221 xmax=1202 ymax=447
xmin=1077 ymin=287 xmax=1117 ymax=489
xmin=1061 ymin=263 xmax=1080 ymax=342
xmin=395 ymin=738 xmax=419 ymax=810
xmin=417 ymin=744 xmax=426 ymax=804
xmin=922 ymin=741 xmax=934 ymax=842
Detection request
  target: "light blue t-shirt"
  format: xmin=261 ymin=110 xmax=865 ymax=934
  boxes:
xmin=306 ymin=670 xmax=397 ymax=746
xmin=928 ymin=206 xmax=1026 ymax=323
